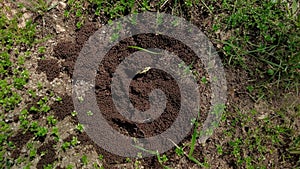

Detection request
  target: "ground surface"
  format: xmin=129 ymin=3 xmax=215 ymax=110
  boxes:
xmin=1 ymin=0 xmax=300 ymax=169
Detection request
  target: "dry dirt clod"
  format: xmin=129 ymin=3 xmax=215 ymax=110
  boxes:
xmin=18 ymin=12 xmax=33 ymax=28
xmin=56 ymin=1 xmax=67 ymax=11
xmin=56 ymin=24 xmax=66 ymax=33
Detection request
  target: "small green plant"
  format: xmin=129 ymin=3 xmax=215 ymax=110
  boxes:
xmin=55 ymin=96 xmax=63 ymax=102
xmin=13 ymin=69 xmax=29 ymax=89
xmin=133 ymin=145 xmax=171 ymax=168
xmin=62 ymin=141 xmax=71 ymax=151
xmin=71 ymin=136 xmax=80 ymax=146
xmin=184 ymin=0 xmax=193 ymax=7
xmin=93 ymin=162 xmax=104 ymax=169
xmin=30 ymin=105 xmax=39 ymax=113
xmin=19 ymin=109 xmax=30 ymax=129
xmin=24 ymin=163 xmax=32 ymax=169
xmin=43 ymin=163 xmax=54 ymax=169
xmin=201 ymin=76 xmax=208 ymax=84
xmin=17 ymin=0 xmax=58 ymax=15
xmin=47 ymin=115 xmax=58 ymax=126
xmin=166 ymin=115 xmax=211 ymax=167
xmin=65 ymin=0 xmax=87 ymax=28
xmin=98 ymin=154 xmax=104 ymax=160
xmin=187 ymin=118 xmax=204 ymax=167
xmin=81 ymin=155 xmax=88 ymax=165
xmin=178 ymin=61 xmax=199 ymax=78
xmin=28 ymin=89 xmax=37 ymax=98
xmin=76 ymin=123 xmax=84 ymax=133
xmin=29 ymin=97 xmax=51 ymax=113
xmin=128 ymin=46 xmax=161 ymax=55
xmin=37 ymin=82 xmax=43 ymax=90
xmin=110 ymin=33 xmax=120 ymax=42
xmin=134 ymin=159 xmax=141 ymax=169
xmin=139 ymin=0 xmax=150 ymax=11
xmin=66 ymin=164 xmax=74 ymax=169
xmin=77 ymin=96 xmax=84 ymax=103
xmin=175 ymin=146 xmax=184 ymax=156
xmin=246 ymin=85 xmax=254 ymax=93
xmin=289 ymin=135 xmax=300 ymax=154
xmin=216 ymin=144 xmax=223 ymax=155
xmin=51 ymin=126 xmax=59 ymax=141
xmin=125 ymin=157 xmax=131 ymax=163
xmin=76 ymin=21 xmax=84 ymax=29
xmin=229 ymin=138 xmax=243 ymax=164
xmin=90 ymin=0 xmax=135 ymax=19
xmin=38 ymin=46 xmax=46 ymax=53
xmin=62 ymin=137 xmax=79 ymax=151
xmin=0 ymin=80 xmax=22 ymax=111
xmin=34 ymin=126 xmax=48 ymax=137
xmin=71 ymin=111 xmax=78 ymax=117
xmin=158 ymin=154 xmax=168 ymax=163
xmin=86 ymin=110 xmax=93 ymax=116
xmin=29 ymin=148 xmax=37 ymax=160
xmin=29 ymin=121 xmax=48 ymax=138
